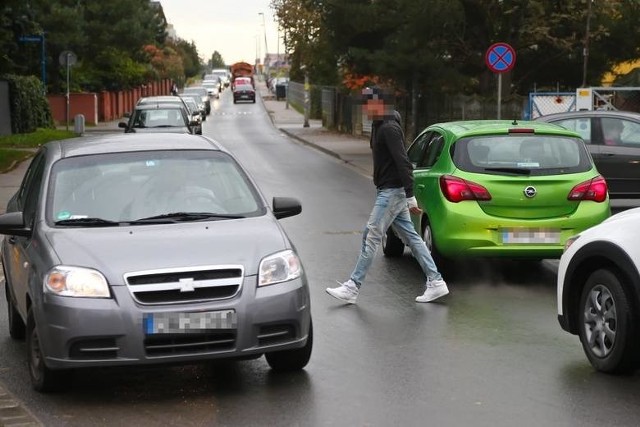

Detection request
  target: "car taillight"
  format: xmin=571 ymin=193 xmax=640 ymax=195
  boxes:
xmin=567 ymin=176 xmax=608 ymax=203
xmin=439 ymin=175 xmax=492 ymax=203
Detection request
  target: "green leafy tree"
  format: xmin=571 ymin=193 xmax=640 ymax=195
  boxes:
xmin=209 ymin=51 xmax=226 ymax=69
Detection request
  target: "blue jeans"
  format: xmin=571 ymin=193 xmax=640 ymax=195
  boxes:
xmin=350 ymin=188 xmax=443 ymax=288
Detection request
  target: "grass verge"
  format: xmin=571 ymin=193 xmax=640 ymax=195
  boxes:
xmin=0 ymin=128 xmax=77 ymax=172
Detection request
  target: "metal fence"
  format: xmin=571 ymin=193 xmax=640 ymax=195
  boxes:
xmin=287 ymin=80 xmax=528 ymax=140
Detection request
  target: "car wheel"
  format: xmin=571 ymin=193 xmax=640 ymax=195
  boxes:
xmin=383 ymin=227 xmax=404 ymax=257
xmin=422 ymin=215 xmax=447 ymax=266
xmin=6 ymin=281 xmax=25 ymax=340
xmin=265 ymin=320 xmax=312 ymax=372
xmin=27 ymin=308 xmax=71 ymax=392
xmin=578 ymin=269 xmax=638 ymax=374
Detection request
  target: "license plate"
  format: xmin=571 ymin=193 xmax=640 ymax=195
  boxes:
xmin=143 ymin=310 xmax=237 ymax=334
xmin=501 ymin=228 xmax=560 ymax=244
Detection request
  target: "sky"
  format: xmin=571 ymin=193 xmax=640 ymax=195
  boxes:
xmin=159 ymin=0 xmax=284 ymax=66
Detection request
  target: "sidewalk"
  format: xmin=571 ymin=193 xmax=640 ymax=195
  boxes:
xmin=1 ymin=81 xmax=373 ymax=212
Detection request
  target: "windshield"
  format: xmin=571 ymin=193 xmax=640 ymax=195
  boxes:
xmin=48 ymin=150 xmax=264 ymax=225
xmin=129 ymin=108 xmax=187 ymax=128
xmin=452 ymin=134 xmax=593 ymax=176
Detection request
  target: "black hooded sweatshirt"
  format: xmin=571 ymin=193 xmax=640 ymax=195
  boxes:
xmin=370 ymin=110 xmax=414 ymax=198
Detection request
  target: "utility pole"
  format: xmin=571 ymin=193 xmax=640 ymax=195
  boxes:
xmin=581 ymin=0 xmax=593 ymax=87
xmin=259 ymin=12 xmax=269 ymax=76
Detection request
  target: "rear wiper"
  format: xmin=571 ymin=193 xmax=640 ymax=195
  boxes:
xmin=483 ymin=167 xmax=532 ymax=175
xmin=55 ymin=217 xmax=121 ymax=227
xmin=130 ymin=212 xmax=244 ymax=223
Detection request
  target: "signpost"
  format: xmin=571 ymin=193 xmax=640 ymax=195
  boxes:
xmin=485 ymin=42 xmax=516 ymax=119
xmin=59 ymin=51 xmax=77 ymax=131
xmin=19 ymin=34 xmax=46 ymax=94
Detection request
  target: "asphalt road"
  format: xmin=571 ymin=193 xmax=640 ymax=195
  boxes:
xmin=1 ymin=88 xmax=640 ymax=426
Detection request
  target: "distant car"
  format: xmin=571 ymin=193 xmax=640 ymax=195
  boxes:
xmin=383 ymin=120 xmax=610 ymax=262
xmin=0 ymin=133 xmax=312 ymax=391
xmin=232 ymin=77 xmax=253 ymax=90
xmin=210 ymin=69 xmax=230 ymax=88
xmin=182 ymin=87 xmax=210 ymax=115
xmin=535 ymin=110 xmax=640 ymax=212
xmin=202 ymin=79 xmax=221 ymax=99
xmin=557 ymin=207 xmax=640 ymax=373
xmin=118 ymin=103 xmax=196 ymax=134
xmin=233 ymin=84 xmax=256 ymax=104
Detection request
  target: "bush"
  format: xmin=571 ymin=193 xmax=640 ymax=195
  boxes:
xmin=1 ymin=74 xmax=54 ymax=133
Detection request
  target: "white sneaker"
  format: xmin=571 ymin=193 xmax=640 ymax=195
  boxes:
xmin=416 ymin=279 xmax=449 ymax=303
xmin=326 ymin=280 xmax=359 ymax=304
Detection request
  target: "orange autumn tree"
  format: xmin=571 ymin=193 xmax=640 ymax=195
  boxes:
xmin=142 ymin=44 xmax=185 ymax=85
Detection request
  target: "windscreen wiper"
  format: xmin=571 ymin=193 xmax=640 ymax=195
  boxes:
xmin=130 ymin=212 xmax=244 ymax=224
xmin=55 ymin=217 xmax=121 ymax=227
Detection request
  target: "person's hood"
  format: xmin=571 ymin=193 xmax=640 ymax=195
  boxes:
xmin=372 ymin=110 xmax=402 ymax=127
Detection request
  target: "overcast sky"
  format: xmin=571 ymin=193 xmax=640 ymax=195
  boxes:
xmin=159 ymin=0 xmax=283 ymax=65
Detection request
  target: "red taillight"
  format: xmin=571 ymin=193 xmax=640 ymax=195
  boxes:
xmin=439 ymin=175 xmax=492 ymax=203
xmin=508 ymin=128 xmax=535 ymax=134
xmin=567 ymin=176 xmax=608 ymax=203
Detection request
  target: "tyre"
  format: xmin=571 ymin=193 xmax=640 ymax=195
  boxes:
xmin=265 ymin=320 xmax=313 ymax=372
xmin=6 ymin=281 xmax=25 ymax=340
xmin=26 ymin=309 xmax=71 ymax=392
xmin=422 ymin=215 xmax=447 ymax=266
xmin=578 ymin=269 xmax=638 ymax=374
xmin=382 ymin=227 xmax=404 ymax=257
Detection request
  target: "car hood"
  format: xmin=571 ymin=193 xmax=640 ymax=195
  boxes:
xmin=44 ymin=216 xmax=288 ymax=285
xmin=127 ymin=127 xmax=191 ymax=134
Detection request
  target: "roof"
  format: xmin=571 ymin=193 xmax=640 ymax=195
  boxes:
xmin=45 ymin=134 xmax=224 ymax=159
xmin=426 ymin=119 xmax=581 ymax=139
xmin=133 ymin=103 xmax=186 ymax=111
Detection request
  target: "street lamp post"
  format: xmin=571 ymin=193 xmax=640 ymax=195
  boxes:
xmin=259 ymin=12 xmax=269 ymax=76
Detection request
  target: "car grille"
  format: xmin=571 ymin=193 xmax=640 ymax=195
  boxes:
xmin=144 ymin=332 xmax=236 ymax=357
xmin=124 ymin=265 xmax=243 ymax=305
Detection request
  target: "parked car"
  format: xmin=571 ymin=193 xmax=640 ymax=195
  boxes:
xmin=557 ymin=207 xmax=640 ymax=373
xmin=118 ymin=103 xmax=197 ymax=134
xmin=535 ymin=110 xmax=640 ymax=212
xmin=180 ymin=94 xmax=207 ymax=121
xmin=182 ymin=87 xmax=210 ymax=115
xmin=181 ymin=97 xmax=203 ymax=134
xmin=383 ymin=120 xmax=611 ymax=262
xmin=233 ymin=84 xmax=256 ymax=104
xmin=0 ymin=133 xmax=312 ymax=392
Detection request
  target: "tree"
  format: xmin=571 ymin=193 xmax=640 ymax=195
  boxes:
xmin=209 ymin=51 xmax=226 ymax=69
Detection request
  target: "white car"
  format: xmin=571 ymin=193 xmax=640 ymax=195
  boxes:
xmin=557 ymin=207 xmax=640 ymax=373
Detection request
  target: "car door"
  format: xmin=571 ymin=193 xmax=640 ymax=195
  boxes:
xmin=4 ymin=152 xmax=46 ymax=315
xmin=594 ymin=116 xmax=640 ymax=200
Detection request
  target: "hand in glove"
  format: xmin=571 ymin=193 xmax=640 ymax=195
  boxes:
xmin=407 ymin=196 xmax=422 ymax=215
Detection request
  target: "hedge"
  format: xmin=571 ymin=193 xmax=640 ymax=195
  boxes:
xmin=1 ymin=74 xmax=54 ymax=133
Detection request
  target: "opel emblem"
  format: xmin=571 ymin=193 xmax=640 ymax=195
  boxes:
xmin=523 ymin=186 xmax=537 ymax=198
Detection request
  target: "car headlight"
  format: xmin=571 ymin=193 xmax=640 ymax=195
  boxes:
xmin=258 ymin=250 xmax=303 ymax=287
xmin=44 ymin=266 xmax=110 ymax=298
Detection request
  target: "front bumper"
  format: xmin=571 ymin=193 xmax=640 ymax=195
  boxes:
xmin=36 ymin=276 xmax=311 ymax=369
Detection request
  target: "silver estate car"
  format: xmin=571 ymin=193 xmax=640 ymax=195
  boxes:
xmin=0 ymin=133 xmax=312 ymax=392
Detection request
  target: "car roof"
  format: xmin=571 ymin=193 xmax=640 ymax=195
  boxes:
xmin=133 ymin=103 xmax=186 ymax=111
xmin=535 ymin=110 xmax=640 ymax=121
xmin=45 ymin=134 xmax=225 ymax=159
xmin=138 ymin=96 xmax=183 ymax=103
xmin=426 ymin=119 xmax=580 ymax=139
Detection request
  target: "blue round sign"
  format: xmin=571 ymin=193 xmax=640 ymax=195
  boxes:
xmin=485 ymin=42 xmax=516 ymax=73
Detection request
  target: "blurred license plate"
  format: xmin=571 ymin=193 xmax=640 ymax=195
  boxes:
xmin=143 ymin=310 xmax=236 ymax=334
xmin=501 ymin=228 xmax=560 ymax=244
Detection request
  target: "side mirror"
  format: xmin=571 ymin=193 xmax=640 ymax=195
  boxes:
xmin=272 ymin=197 xmax=301 ymax=219
xmin=0 ymin=212 xmax=31 ymax=237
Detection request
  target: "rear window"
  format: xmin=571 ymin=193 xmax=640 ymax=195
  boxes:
xmin=452 ymin=135 xmax=593 ymax=176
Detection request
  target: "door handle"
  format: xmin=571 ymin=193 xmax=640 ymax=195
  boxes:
xmin=416 ymin=184 xmax=425 ymax=190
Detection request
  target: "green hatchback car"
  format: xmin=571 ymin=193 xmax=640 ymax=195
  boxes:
xmin=383 ymin=120 xmax=611 ymax=261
